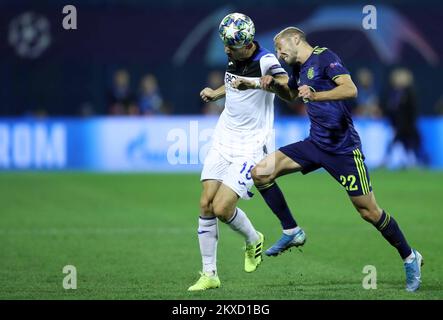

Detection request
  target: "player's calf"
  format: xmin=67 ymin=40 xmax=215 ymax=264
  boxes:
xmin=374 ymin=212 xmax=423 ymax=292
xmin=350 ymin=193 xmax=382 ymax=224
xmin=212 ymin=185 xmax=260 ymax=245
xmin=253 ymin=167 xmax=300 ymax=237
xmin=349 ymin=193 xmax=422 ymax=291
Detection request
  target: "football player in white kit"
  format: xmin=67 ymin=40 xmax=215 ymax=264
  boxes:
xmin=188 ymin=13 xmax=288 ymax=291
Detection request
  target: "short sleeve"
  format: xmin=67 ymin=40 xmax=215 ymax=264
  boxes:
xmin=260 ymin=54 xmax=287 ymax=77
xmin=322 ymin=50 xmax=349 ymax=81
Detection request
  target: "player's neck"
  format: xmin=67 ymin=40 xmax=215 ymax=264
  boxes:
xmin=242 ymin=42 xmax=257 ymax=61
xmin=299 ymin=43 xmax=315 ymax=65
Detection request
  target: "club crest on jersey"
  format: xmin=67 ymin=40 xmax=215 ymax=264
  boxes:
xmin=307 ymin=67 xmax=314 ymax=79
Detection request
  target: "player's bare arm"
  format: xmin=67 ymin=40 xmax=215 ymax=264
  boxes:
xmin=200 ymin=85 xmax=226 ymax=102
xmin=298 ymin=74 xmax=357 ymax=102
xmin=260 ymin=74 xmax=296 ymax=102
xmin=231 ymin=78 xmax=260 ymax=90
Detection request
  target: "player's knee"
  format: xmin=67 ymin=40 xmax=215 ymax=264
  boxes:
xmin=251 ymin=166 xmax=273 ymax=186
xmin=356 ymin=207 xmax=381 ymax=223
xmin=357 ymin=208 xmax=373 ymax=222
xmin=200 ymin=197 xmax=213 ymax=215
xmin=212 ymin=200 xmax=232 ymax=221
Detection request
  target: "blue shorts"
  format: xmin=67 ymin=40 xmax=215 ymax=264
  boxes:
xmin=279 ymin=139 xmax=372 ymax=196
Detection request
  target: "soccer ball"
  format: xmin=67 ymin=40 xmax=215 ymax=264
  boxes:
xmin=219 ymin=13 xmax=255 ymax=48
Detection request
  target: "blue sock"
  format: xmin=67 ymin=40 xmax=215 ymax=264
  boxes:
xmin=256 ymin=182 xmax=298 ymax=230
xmin=374 ymin=210 xmax=412 ymax=260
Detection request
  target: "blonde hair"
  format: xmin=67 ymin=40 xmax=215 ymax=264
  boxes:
xmin=273 ymin=27 xmax=306 ymax=42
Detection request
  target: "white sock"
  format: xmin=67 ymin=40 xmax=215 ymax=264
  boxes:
xmin=404 ymin=250 xmax=416 ymax=264
xmin=283 ymin=226 xmax=301 ymax=236
xmin=198 ymin=216 xmax=218 ymax=275
xmin=226 ymin=207 xmax=259 ymax=245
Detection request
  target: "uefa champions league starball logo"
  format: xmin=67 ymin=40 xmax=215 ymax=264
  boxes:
xmin=8 ymin=12 xmax=52 ymax=59
xmin=219 ymin=13 xmax=255 ymax=48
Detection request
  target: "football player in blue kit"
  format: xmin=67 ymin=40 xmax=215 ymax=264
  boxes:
xmin=252 ymin=27 xmax=423 ymax=292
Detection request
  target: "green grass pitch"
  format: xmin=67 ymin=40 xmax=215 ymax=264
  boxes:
xmin=0 ymin=170 xmax=442 ymax=300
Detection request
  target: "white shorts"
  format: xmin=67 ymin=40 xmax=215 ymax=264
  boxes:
xmin=200 ymin=146 xmax=266 ymax=200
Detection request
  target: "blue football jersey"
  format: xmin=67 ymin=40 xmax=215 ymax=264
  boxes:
xmin=288 ymin=46 xmax=361 ymax=154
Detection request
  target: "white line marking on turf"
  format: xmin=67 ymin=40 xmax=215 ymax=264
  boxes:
xmin=0 ymin=227 xmax=194 ymax=236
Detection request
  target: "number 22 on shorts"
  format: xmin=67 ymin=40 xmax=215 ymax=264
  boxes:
xmin=340 ymin=174 xmax=358 ymax=191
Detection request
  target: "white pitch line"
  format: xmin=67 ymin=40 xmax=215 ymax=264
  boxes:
xmin=0 ymin=227 xmax=195 ymax=236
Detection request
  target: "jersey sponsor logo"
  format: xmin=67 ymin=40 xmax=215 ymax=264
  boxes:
xmin=225 ymin=72 xmax=238 ymax=86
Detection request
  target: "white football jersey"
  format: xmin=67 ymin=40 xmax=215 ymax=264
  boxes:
xmin=212 ymin=42 xmax=287 ymax=161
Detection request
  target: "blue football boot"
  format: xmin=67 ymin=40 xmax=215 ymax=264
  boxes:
xmin=404 ymin=249 xmax=423 ymax=292
xmin=265 ymin=228 xmax=306 ymax=256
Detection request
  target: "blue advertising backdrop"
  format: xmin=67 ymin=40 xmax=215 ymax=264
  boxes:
xmin=1 ymin=117 xmax=442 ymax=171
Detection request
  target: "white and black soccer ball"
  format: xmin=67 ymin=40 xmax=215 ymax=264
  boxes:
xmin=219 ymin=13 xmax=255 ymax=48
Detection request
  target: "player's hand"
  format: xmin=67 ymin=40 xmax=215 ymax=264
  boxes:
xmin=232 ymin=78 xmax=256 ymax=90
xmin=260 ymin=75 xmax=275 ymax=91
xmin=200 ymin=87 xmax=216 ymax=102
xmin=298 ymin=85 xmax=316 ymax=101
